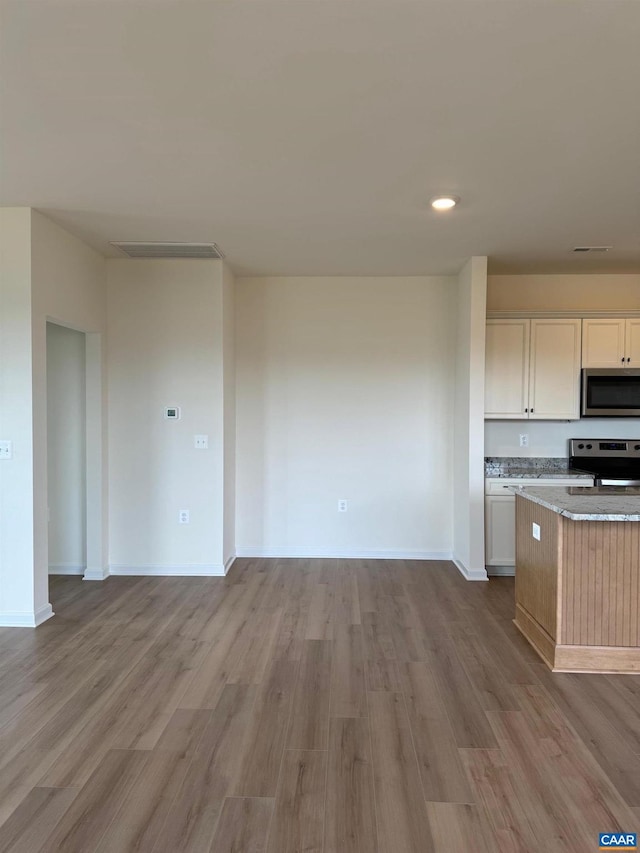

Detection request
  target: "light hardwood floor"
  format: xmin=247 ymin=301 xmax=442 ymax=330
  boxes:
xmin=0 ymin=559 xmax=639 ymax=852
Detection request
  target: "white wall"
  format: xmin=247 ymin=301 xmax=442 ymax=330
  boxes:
xmin=485 ymin=419 xmax=640 ymax=458
xmin=488 ymin=274 xmax=640 ymax=313
xmin=222 ymin=264 xmax=236 ymax=568
xmin=453 ymin=257 xmax=488 ymax=579
xmin=0 ymin=209 xmax=38 ymax=624
xmin=31 ymin=211 xmax=108 ymax=588
xmin=107 ymin=259 xmax=228 ymax=574
xmin=235 ymin=276 xmax=456 ymax=558
xmin=0 ymin=208 xmax=107 ymax=625
xmin=47 ymin=324 xmax=86 ymax=572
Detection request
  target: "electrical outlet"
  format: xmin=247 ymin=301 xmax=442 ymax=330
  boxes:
xmin=338 ymin=499 xmax=348 ymax=512
xmin=0 ymin=440 xmax=13 ymax=459
xmin=532 ymin=522 xmax=541 ymax=541
xmin=519 ymin=434 xmax=529 ymax=448
xmin=179 ymin=510 xmax=190 ymax=524
xmin=194 ymin=435 xmax=208 ymax=449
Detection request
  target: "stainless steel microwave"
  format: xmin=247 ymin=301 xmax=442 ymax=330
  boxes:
xmin=582 ymin=368 xmax=640 ymax=417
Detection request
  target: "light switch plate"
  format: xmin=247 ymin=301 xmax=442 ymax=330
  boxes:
xmin=532 ymin=522 xmax=541 ymax=541
xmin=194 ymin=435 xmax=208 ymax=449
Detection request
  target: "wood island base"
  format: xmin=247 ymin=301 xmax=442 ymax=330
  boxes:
xmin=514 ymin=493 xmax=640 ymax=674
xmin=514 ymin=604 xmax=640 ymax=673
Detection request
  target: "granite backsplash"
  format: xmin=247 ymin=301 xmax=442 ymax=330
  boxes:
xmin=485 ymin=456 xmax=592 ymax=479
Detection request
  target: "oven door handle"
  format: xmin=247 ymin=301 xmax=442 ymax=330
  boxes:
xmin=597 ymin=478 xmax=640 ymax=487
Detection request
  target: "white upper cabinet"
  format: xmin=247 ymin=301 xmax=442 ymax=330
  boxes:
xmin=529 ymin=319 xmax=581 ymax=420
xmin=485 ymin=320 xmax=530 ymax=418
xmin=485 ymin=319 xmax=581 ymax=420
xmin=582 ymin=318 xmax=640 ymax=367
xmin=582 ymin=319 xmax=627 ymax=367
xmin=625 ymin=319 xmax=640 ymax=366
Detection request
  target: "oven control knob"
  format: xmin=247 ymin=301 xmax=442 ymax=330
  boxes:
xmin=635 ymin=444 xmax=640 ymax=451
xmin=578 ymin=443 xmax=585 ymax=449
xmin=586 ymin=444 xmax=593 ymax=449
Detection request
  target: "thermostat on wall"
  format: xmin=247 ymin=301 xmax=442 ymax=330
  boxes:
xmin=165 ymin=407 xmax=181 ymax=420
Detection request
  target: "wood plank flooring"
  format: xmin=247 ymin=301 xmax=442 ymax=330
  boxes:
xmin=0 ymin=559 xmax=639 ymax=852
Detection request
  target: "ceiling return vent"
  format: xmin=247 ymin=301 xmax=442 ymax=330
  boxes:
xmin=572 ymin=246 xmax=612 ymax=253
xmin=110 ymin=242 xmax=225 ymax=259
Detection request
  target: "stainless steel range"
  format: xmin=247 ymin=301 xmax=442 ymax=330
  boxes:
xmin=570 ymin=438 xmax=640 ymax=486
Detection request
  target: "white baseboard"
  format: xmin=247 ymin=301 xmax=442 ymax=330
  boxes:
xmin=0 ymin=603 xmax=55 ymax=627
xmin=453 ymin=557 xmax=489 ymax=581
xmin=84 ymin=566 xmax=110 ymax=581
xmin=49 ymin=564 xmax=85 ymax=576
xmin=487 ymin=566 xmax=515 ymax=577
xmin=224 ymin=554 xmax=236 ymax=574
xmin=109 ymin=564 xmax=226 ymax=577
xmin=235 ymin=547 xmax=453 ymax=560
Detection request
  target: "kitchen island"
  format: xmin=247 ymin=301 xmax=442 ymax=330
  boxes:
xmin=513 ymin=485 xmax=640 ymax=673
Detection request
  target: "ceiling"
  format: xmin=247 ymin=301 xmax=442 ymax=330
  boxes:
xmin=1 ymin=0 xmax=639 ymax=277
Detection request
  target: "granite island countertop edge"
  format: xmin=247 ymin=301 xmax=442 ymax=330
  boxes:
xmin=510 ymin=485 xmax=640 ymax=522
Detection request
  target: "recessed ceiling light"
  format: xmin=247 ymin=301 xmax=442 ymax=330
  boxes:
xmin=430 ymin=195 xmax=460 ymax=211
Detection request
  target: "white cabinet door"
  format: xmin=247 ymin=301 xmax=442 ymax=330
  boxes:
xmin=625 ymin=319 xmax=640 ymax=367
xmin=529 ymin=319 xmax=581 ymax=420
xmin=485 ymin=495 xmax=515 ymax=566
xmin=485 ymin=320 xmax=530 ymax=418
xmin=582 ymin=319 xmax=626 ymax=368
xmin=485 ymin=477 xmax=594 ymax=571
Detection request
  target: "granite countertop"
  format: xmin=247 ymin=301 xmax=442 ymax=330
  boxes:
xmin=512 ymin=485 xmax=640 ymax=521
xmin=485 ymin=457 xmax=593 ymax=480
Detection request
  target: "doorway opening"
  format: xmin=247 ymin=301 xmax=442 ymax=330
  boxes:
xmin=46 ymin=322 xmax=87 ymax=579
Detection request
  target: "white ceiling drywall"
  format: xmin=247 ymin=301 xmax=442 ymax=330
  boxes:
xmin=1 ymin=0 xmax=639 ymax=276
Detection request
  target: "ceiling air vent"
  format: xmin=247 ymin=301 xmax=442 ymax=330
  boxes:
xmin=572 ymin=246 xmax=611 ymax=253
xmin=110 ymin=242 xmax=225 ymax=259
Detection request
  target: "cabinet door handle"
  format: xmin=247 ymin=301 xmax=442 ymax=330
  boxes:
xmin=622 ymin=357 xmax=625 ymax=363
xmin=524 ymin=408 xmax=528 ymax=413
xmin=531 ymin=408 xmax=534 ymax=413
xmin=628 ymin=357 xmax=631 ymax=363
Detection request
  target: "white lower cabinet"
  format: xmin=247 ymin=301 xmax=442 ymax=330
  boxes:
xmin=486 ymin=494 xmax=516 ymax=570
xmin=485 ymin=477 xmax=593 ymax=574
